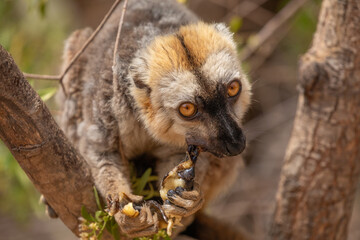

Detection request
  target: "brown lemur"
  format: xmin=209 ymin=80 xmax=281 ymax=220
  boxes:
xmin=54 ymin=0 xmax=251 ymax=238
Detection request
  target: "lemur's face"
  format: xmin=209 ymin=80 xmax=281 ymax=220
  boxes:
xmin=129 ymin=22 xmax=251 ymax=157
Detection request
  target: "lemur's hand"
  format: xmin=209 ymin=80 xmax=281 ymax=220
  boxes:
xmin=106 ymin=192 xmax=143 ymax=216
xmin=162 ymin=182 xmax=204 ymax=218
xmin=115 ymin=202 xmax=159 ymax=238
xmin=159 ymin=145 xmax=204 ymax=235
xmin=107 ymin=193 xmax=160 ymax=238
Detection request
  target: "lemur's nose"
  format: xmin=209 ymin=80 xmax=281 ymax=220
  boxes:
xmin=225 ymin=137 xmax=246 ymax=156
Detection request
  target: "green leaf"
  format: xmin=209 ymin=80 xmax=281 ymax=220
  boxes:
xmin=97 ymin=231 xmax=104 ymax=240
xmin=132 ymin=180 xmax=139 ymax=189
xmin=97 ymin=217 xmax=108 ymax=239
xmin=103 ymin=215 xmax=110 ymax=222
xmin=111 ymin=223 xmax=121 ymax=240
xmin=37 ymin=87 xmax=57 ymax=102
xmin=105 ymin=218 xmax=113 ymax=233
xmin=229 ymin=17 xmax=243 ymax=33
xmin=164 ymin=235 xmax=172 ymax=240
xmin=95 ymin=210 xmax=103 ymax=222
xmin=81 ymin=206 xmax=94 ymax=222
xmin=93 ymin=186 xmax=103 ymax=210
xmin=135 ymin=168 xmax=152 ymax=195
xmin=147 ymin=176 xmax=158 ymax=182
xmin=144 ymin=183 xmax=155 ymax=200
xmin=37 ymin=0 xmax=48 ymax=18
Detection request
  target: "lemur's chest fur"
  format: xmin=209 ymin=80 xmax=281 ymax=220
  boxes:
xmin=118 ymin=112 xmax=158 ymax=160
xmin=116 ymin=108 xmax=185 ymax=178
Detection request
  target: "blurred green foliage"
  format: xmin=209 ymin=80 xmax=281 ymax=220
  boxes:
xmin=284 ymin=2 xmax=319 ymax=55
xmin=229 ymin=17 xmax=243 ymax=33
xmin=0 ymin=141 xmax=42 ymax=221
xmin=0 ymin=0 xmax=73 ymax=221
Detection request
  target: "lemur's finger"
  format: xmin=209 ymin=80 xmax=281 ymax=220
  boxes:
xmin=164 ymin=196 xmax=204 ymax=217
xmin=106 ymin=194 xmax=120 ymax=216
xmin=125 ymin=221 xmax=159 ymax=238
xmin=163 ymin=204 xmax=188 ymax=217
xmin=117 ymin=205 xmax=159 ymax=234
xmin=122 ymin=192 xmax=144 ymax=203
xmin=174 ymin=183 xmax=201 ymax=201
xmin=167 ymin=190 xmax=195 ymax=208
xmin=148 ymin=200 xmax=168 ymax=222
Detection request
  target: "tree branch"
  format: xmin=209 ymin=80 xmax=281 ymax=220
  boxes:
xmin=270 ymin=0 xmax=360 ymax=239
xmin=23 ymin=0 xmax=123 ymax=94
xmin=240 ymin=0 xmax=309 ymax=62
xmin=0 ymin=45 xmax=98 ymax=237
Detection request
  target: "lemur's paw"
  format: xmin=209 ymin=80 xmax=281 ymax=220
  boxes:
xmin=115 ymin=204 xmax=159 ymax=238
xmin=40 ymin=195 xmax=58 ymax=219
xmin=106 ymin=192 xmax=143 ymax=216
xmin=162 ymin=182 xmax=204 ymax=218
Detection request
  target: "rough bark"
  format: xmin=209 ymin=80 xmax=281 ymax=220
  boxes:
xmin=0 ymin=45 xmax=98 ymax=236
xmin=270 ymin=0 xmax=360 ymax=239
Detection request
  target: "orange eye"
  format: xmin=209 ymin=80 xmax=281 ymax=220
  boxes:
xmin=227 ymin=80 xmax=241 ymax=97
xmin=179 ymin=102 xmax=197 ymax=118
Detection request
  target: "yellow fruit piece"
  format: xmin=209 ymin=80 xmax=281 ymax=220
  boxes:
xmin=121 ymin=202 xmax=139 ymax=218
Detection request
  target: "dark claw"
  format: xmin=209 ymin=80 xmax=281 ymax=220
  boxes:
xmin=175 ymin=186 xmax=184 ymax=195
xmin=178 ymin=167 xmax=195 ymax=181
xmin=46 ymin=204 xmax=58 ymax=219
xmin=187 ymin=145 xmax=197 ymax=154
xmin=40 ymin=195 xmax=58 ymax=219
xmin=133 ymin=204 xmax=142 ymax=212
xmin=167 ymin=189 xmax=176 ymax=197
xmin=184 ymin=181 xmax=194 ymax=191
xmin=147 ymin=200 xmax=168 ymax=222
xmin=106 ymin=195 xmax=120 ymax=215
xmin=167 ymin=195 xmax=176 ymax=203
xmin=187 ymin=145 xmax=200 ymax=163
xmin=107 ymin=194 xmax=119 ymax=204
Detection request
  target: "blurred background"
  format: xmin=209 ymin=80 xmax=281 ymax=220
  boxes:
xmin=0 ymin=0 xmax=359 ymax=239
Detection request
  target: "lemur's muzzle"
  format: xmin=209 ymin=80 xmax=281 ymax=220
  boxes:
xmin=216 ymin=112 xmax=246 ymax=156
xmin=186 ymin=109 xmax=246 ymax=158
xmin=224 ymin=135 xmax=246 ymax=156
xmin=186 ymin=128 xmax=246 ymax=158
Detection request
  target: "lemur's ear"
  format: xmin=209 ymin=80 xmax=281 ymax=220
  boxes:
xmin=212 ymin=23 xmax=236 ymax=49
xmin=129 ymin=56 xmax=152 ymax=95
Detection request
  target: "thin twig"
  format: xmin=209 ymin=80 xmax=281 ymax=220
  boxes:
xmin=240 ymin=0 xmax=309 ymax=62
xmin=24 ymin=0 xmax=128 ymax=161
xmin=113 ymin=0 xmax=129 ymax=67
xmin=244 ymin=96 xmax=298 ymax=142
xmin=206 ymin=0 xmax=230 ymax=9
xmin=22 ymin=0 xmax=123 ymax=94
xmin=246 ymin=5 xmax=274 ymax=26
xmin=246 ymin=22 xmax=292 ymax=71
xmin=112 ymin=0 xmax=129 ymax=163
xmin=222 ymin=0 xmax=270 ymax=22
xmin=62 ymin=0 xmax=122 ymax=79
xmin=23 ymin=73 xmax=61 ymax=80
